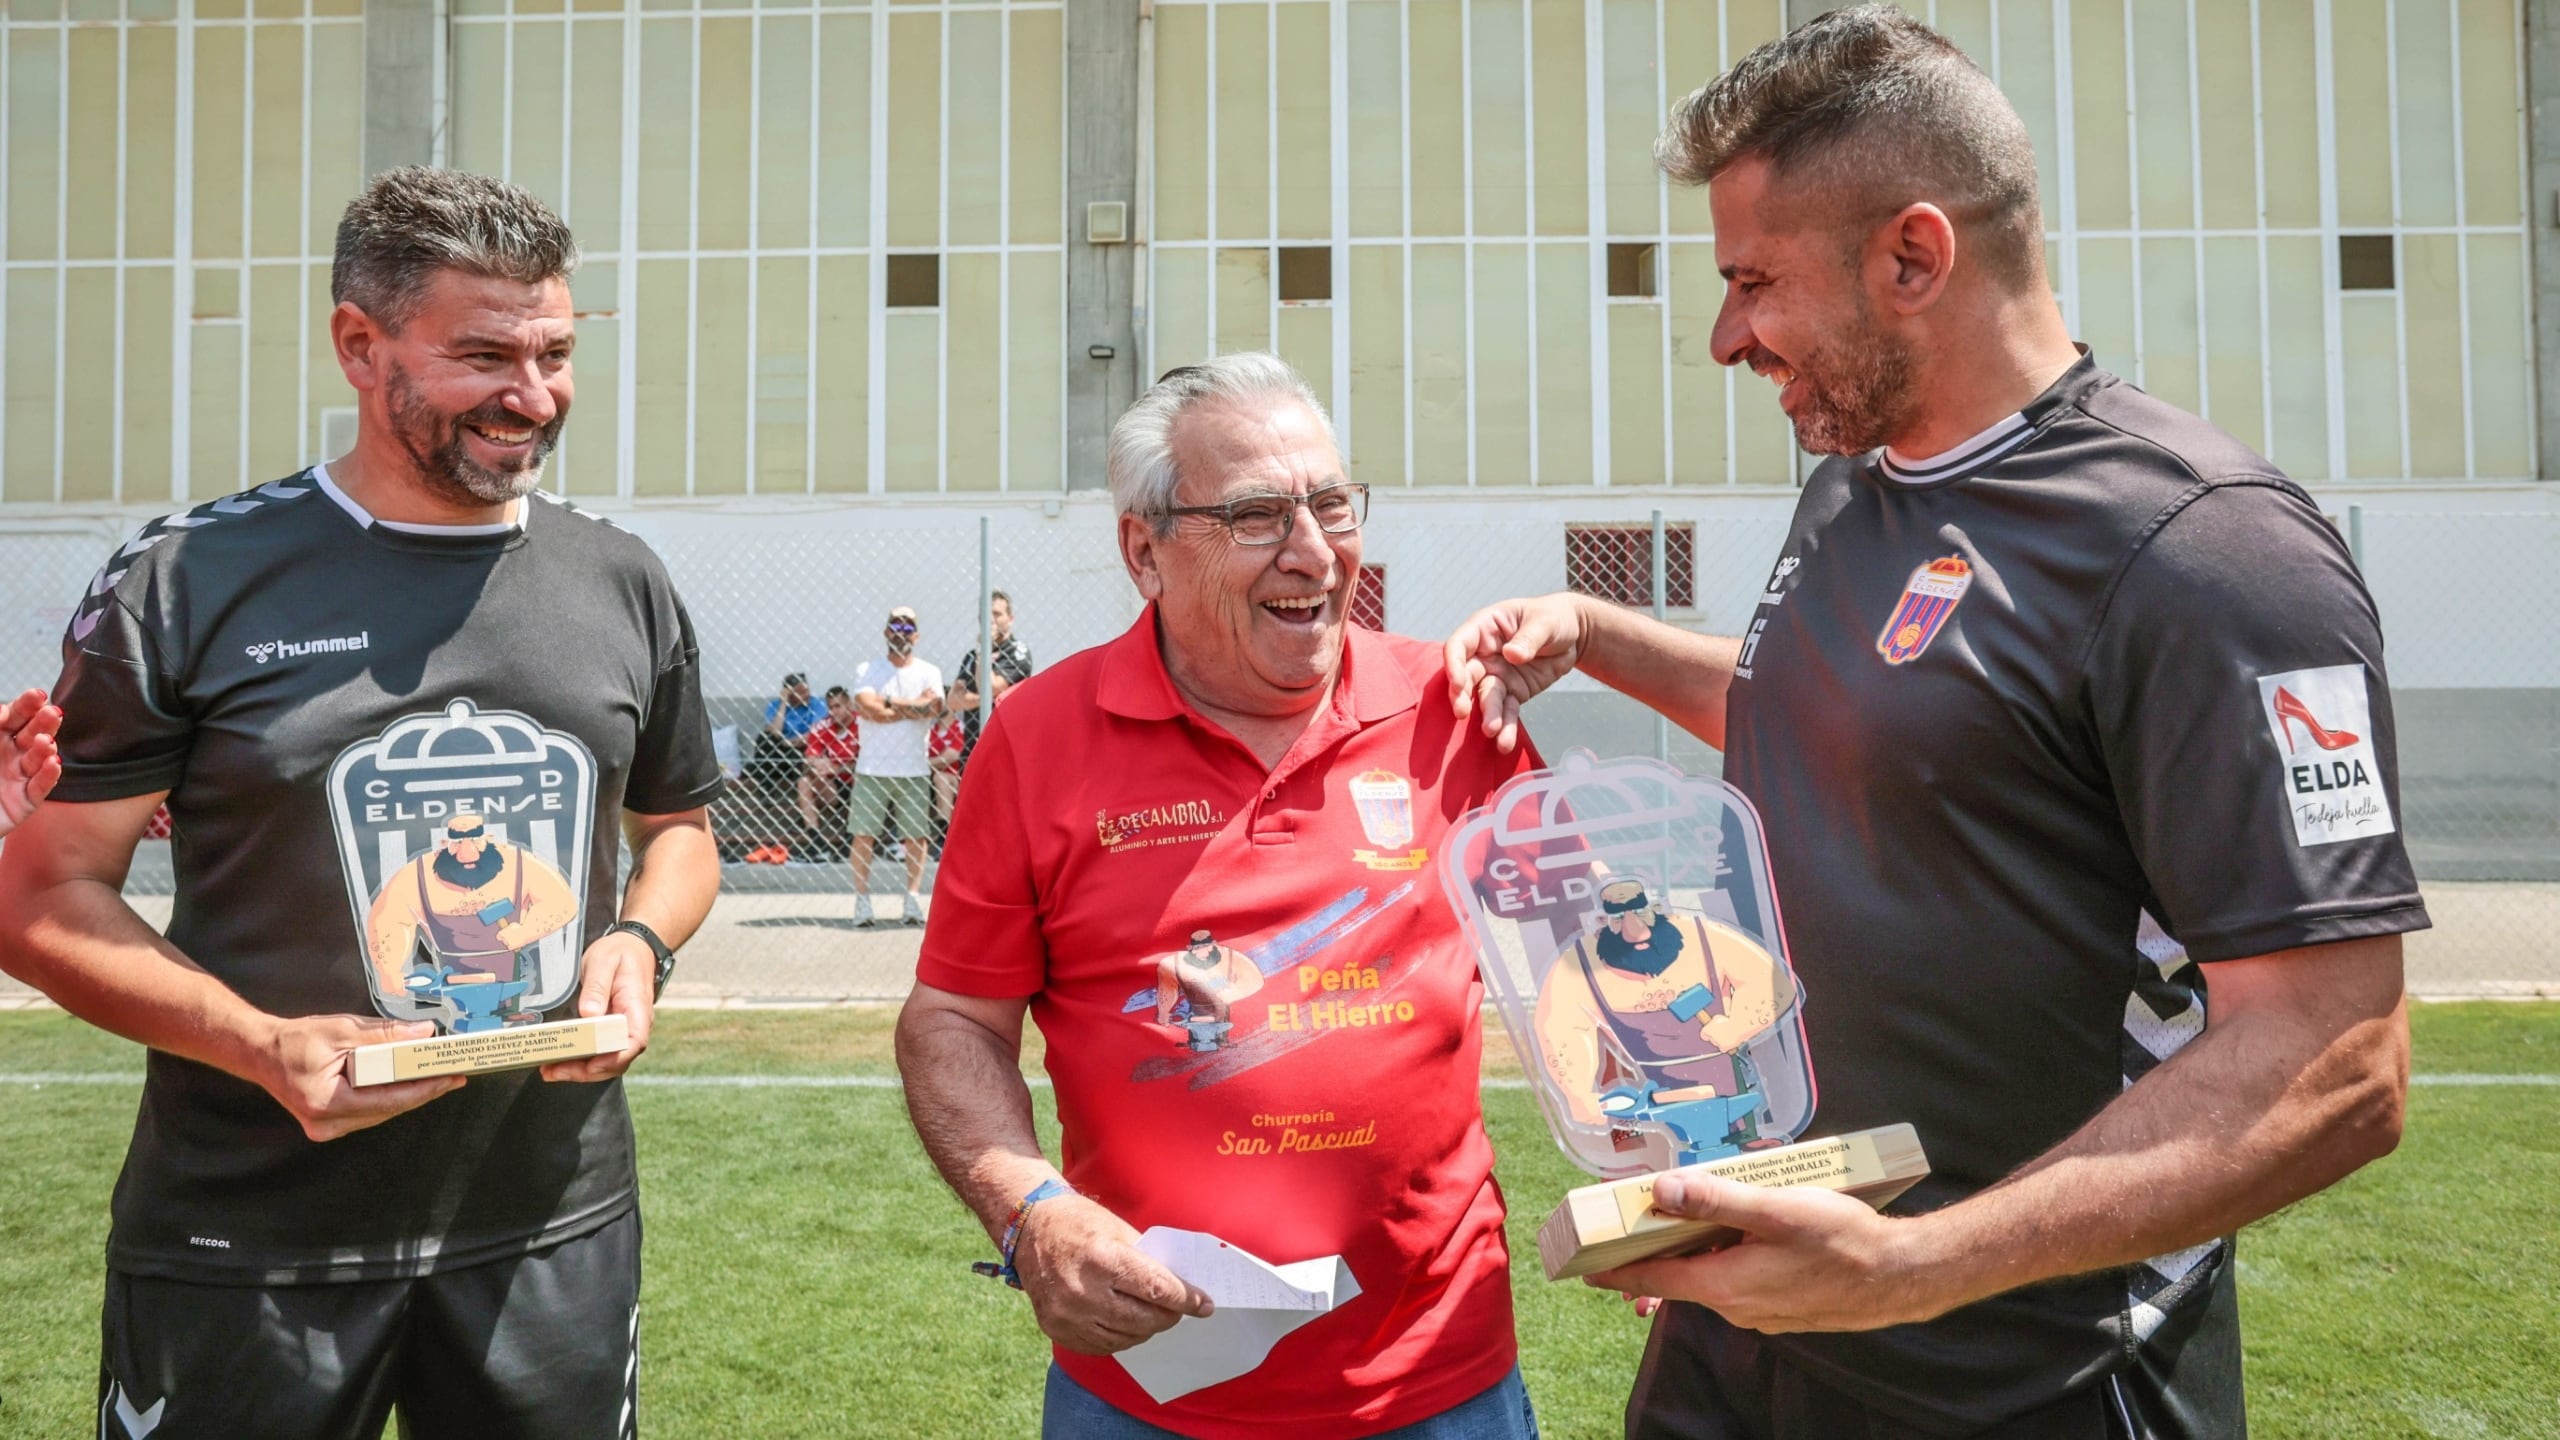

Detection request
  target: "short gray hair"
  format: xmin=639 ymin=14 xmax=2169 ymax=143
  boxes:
xmin=1656 ymin=5 xmax=2043 ymax=287
xmin=331 ymin=166 xmax=580 ymax=332
xmin=1107 ymin=353 xmax=1336 ymax=533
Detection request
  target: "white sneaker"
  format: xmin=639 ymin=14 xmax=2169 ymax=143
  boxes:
xmin=854 ymin=894 xmax=877 ymax=928
xmin=901 ymin=893 xmax=925 ymax=928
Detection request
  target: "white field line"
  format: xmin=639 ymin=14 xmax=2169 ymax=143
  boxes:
xmin=0 ymin=1074 xmax=2552 ymax=1089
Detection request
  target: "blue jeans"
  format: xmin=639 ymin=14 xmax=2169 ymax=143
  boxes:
xmin=1042 ymin=1363 xmax=1541 ymax=1440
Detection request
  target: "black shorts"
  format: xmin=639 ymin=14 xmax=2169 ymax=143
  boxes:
xmin=1626 ymin=1276 xmax=2243 ymax=1440
xmin=97 ymin=1209 xmax=640 ymax=1440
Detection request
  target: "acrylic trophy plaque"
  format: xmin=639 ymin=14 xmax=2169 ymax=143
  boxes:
xmin=1441 ymin=753 xmax=1925 ymax=1279
xmin=328 ymin=700 xmax=630 ymax=1085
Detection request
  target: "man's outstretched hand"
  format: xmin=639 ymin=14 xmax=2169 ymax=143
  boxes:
xmin=1442 ymin=595 xmax=1591 ymax=754
xmin=0 ymin=689 xmax=62 ymax=838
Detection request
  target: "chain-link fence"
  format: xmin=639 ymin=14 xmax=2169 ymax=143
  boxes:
xmin=2355 ymin=509 xmax=2560 ymax=996
xmin=642 ymin=497 xmax=1777 ymax=989
xmin=647 ymin=513 xmax=1141 ymax=967
xmin=1 ymin=502 xmax=2552 ymax=1000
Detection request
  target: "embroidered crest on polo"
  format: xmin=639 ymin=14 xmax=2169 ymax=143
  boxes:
xmin=2256 ymin=664 xmax=2397 ymax=846
xmin=1350 ymin=769 xmax=1429 ymax=871
xmin=1876 ymin=555 xmax=1973 ymax=665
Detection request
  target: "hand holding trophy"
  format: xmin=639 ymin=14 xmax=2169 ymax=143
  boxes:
xmin=1441 ymin=753 xmax=1928 ymax=1280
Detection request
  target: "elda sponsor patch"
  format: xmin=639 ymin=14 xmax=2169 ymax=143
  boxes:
xmin=2256 ymin=665 xmax=2396 ymax=847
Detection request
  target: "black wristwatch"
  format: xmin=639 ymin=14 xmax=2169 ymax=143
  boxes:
xmin=607 ymin=920 xmax=678 ymax=998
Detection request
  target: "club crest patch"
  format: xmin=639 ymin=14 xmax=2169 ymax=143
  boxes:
xmin=1350 ymin=769 xmax=1428 ymax=871
xmin=1877 ymin=556 xmax=1973 ymax=665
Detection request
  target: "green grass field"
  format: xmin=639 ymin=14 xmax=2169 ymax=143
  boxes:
xmin=2 ymin=1004 xmax=2554 ymax=1438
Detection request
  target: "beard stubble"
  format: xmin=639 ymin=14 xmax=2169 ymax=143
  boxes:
xmin=1773 ymin=296 xmax=1923 ymax=457
xmin=384 ymin=363 xmax=565 ymax=507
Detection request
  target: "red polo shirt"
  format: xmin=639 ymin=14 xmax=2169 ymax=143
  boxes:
xmin=804 ymin=718 xmax=857 ymax=765
xmin=920 ymin=609 xmax=1538 ymax=1438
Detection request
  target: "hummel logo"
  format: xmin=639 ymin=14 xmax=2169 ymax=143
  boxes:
xmin=1759 ymin=556 xmax=1801 ymax=608
xmin=104 ymin=1380 xmax=166 ymax=1438
xmin=247 ymin=631 xmax=370 ymax=665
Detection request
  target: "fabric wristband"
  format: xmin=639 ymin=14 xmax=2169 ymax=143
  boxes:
xmin=972 ymin=1178 xmax=1075 ymax=1290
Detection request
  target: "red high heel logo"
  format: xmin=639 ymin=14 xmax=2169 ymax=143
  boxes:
xmin=2270 ymin=686 xmax=2360 ymax=752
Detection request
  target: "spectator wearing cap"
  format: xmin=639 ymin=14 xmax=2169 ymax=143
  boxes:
xmin=851 ymin=606 xmax=944 ymax=926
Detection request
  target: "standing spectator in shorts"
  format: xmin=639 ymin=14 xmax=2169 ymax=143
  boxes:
xmin=798 ymin=685 xmax=861 ymax=855
xmin=852 ymin=606 xmax=944 ymax=927
xmin=947 ymin=590 xmax=1033 ymax=762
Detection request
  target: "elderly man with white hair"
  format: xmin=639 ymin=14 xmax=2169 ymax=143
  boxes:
xmin=895 ymin=354 xmax=1544 ymax=1440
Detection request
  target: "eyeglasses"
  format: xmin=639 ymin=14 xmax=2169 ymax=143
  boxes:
xmin=887 ymin=622 xmax=917 ymax=635
xmin=1157 ymin=482 xmax=1370 ymax=546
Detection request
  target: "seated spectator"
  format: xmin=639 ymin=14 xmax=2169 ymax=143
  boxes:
xmin=752 ymin=672 xmax=825 ymax=796
xmin=801 ymin=686 xmax=861 ymax=856
xmin=765 ymin=672 xmax=824 ymax=741
xmin=926 ymin=713 xmax=965 ymax=858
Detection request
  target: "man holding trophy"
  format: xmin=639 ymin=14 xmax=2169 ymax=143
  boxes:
xmin=0 ymin=169 xmax=722 ymax=1438
xmin=1449 ymin=8 xmax=2426 ymax=1437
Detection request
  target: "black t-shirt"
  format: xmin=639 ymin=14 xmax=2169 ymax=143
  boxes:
xmin=953 ymin=633 xmax=1034 ymax=743
xmin=1704 ymin=358 xmax=2428 ymax=1430
xmin=50 ymin=468 xmax=723 ymax=1284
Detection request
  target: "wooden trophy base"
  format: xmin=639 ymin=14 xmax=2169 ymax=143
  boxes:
xmin=350 ymin=1015 xmax=632 ymax=1086
xmin=1537 ymin=1123 xmax=1929 ymax=1280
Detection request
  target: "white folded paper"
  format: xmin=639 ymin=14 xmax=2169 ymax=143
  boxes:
xmin=1113 ymin=1227 xmax=1362 ymax=1405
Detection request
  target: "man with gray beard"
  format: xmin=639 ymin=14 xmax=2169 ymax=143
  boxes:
xmin=0 ymin=168 xmax=722 ymax=1438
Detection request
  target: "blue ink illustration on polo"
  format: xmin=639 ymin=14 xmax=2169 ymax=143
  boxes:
xmin=326 ymin=699 xmax=598 ymax=1033
xmin=1120 ymin=883 xmax=1434 ymax=1084
xmin=1099 ymin=765 xmax=1481 ymax=1162
xmin=1118 ymin=890 xmax=1430 ymax=1161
